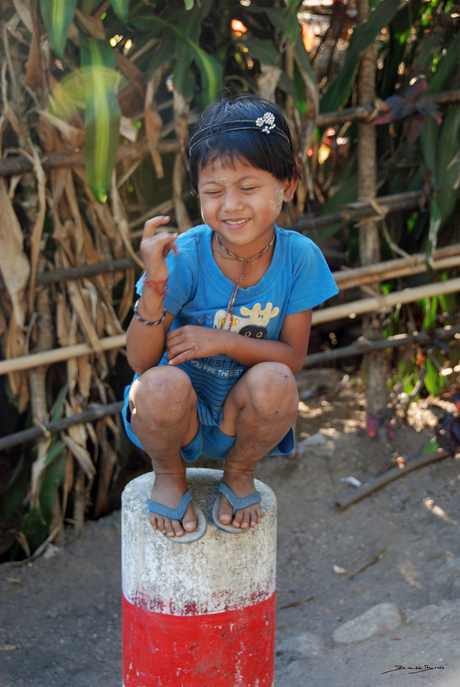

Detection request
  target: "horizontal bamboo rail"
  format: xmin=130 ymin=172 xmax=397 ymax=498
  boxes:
xmin=0 ymin=402 xmax=124 ymax=451
xmin=317 ymin=89 xmax=460 ymax=128
xmin=0 ymin=277 xmax=458 ymax=375
xmin=303 ymin=324 xmax=460 ymax=368
xmin=1 ymin=326 xmax=458 ymax=450
xmin=0 ymin=334 xmax=126 ymax=375
xmin=334 ymin=244 xmax=460 ymax=289
xmin=289 ymin=191 xmax=423 ymax=233
xmin=313 ymin=276 xmax=460 ymax=325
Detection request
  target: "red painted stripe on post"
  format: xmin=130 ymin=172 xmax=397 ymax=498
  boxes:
xmin=122 ymin=591 xmax=276 ymax=687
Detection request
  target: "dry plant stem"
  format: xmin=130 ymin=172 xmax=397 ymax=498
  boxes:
xmin=346 ymin=547 xmax=386 ymax=579
xmin=278 ymin=596 xmax=314 ymax=611
xmin=334 ymin=449 xmax=449 ymax=510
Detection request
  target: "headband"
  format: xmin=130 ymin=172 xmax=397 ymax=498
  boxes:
xmin=188 ymin=111 xmax=291 ymax=154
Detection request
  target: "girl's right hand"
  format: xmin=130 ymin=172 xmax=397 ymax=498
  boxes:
xmin=140 ymin=216 xmax=178 ymax=279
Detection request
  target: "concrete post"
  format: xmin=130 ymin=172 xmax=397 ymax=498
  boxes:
xmin=122 ymin=467 xmax=277 ymax=687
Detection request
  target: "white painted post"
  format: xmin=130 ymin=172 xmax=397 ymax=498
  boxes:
xmin=122 ymin=467 xmax=277 ymax=687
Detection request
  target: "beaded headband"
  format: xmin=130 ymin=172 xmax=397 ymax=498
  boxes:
xmin=189 ymin=112 xmax=291 ymax=154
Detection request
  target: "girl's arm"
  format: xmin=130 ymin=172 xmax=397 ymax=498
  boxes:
xmin=126 ymin=216 xmax=178 ymax=375
xmin=165 ymin=310 xmax=312 ymax=375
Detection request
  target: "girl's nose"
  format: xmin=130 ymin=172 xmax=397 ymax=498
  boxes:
xmin=222 ymin=189 xmax=243 ymax=212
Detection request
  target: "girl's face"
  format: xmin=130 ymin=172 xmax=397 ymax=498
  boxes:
xmin=197 ymin=155 xmax=296 ymax=257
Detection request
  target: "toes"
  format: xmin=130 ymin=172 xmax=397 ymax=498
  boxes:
xmin=182 ymin=504 xmax=197 ymax=532
xmin=219 ymin=496 xmax=234 ymax=525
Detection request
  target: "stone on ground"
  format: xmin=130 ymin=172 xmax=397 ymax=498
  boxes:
xmin=332 ymin=603 xmax=401 ymax=644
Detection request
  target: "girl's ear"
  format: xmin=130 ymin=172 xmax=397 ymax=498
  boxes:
xmin=283 ymin=176 xmax=298 ymax=203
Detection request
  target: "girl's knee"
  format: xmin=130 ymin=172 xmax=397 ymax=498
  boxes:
xmin=130 ymin=367 xmax=195 ymax=428
xmin=246 ymin=363 xmax=298 ymax=420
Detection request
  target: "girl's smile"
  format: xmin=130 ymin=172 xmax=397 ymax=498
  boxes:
xmin=197 ymin=156 xmax=296 ymax=259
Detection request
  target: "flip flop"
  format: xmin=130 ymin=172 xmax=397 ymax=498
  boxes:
xmin=147 ymin=489 xmax=207 ymax=544
xmin=211 ymin=482 xmax=261 ymax=534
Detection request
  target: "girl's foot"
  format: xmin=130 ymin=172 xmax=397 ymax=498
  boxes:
xmin=149 ymin=474 xmax=197 ymax=537
xmin=218 ymin=467 xmax=262 ymax=529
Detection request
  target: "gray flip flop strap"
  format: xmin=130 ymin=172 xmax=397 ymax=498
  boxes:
xmin=219 ymin=482 xmax=261 ymax=515
xmin=147 ymin=489 xmax=192 ymax=520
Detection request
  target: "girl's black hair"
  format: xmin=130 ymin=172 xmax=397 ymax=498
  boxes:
xmin=189 ymin=94 xmax=299 ymax=194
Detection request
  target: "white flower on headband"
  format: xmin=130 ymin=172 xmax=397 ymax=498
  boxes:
xmin=256 ymin=112 xmax=276 ymax=134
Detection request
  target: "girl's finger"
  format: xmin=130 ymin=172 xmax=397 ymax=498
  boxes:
xmin=142 ymin=215 xmax=170 ymax=239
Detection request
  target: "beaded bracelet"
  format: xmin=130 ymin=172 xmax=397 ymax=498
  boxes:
xmin=133 ymin=300 xmax=166 ymax=326
xmin=142 ymin=277 xmax=169 ymax=297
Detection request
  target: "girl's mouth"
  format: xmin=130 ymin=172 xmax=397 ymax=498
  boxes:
xmin=223 ymin=219 xmax=250 ymax=227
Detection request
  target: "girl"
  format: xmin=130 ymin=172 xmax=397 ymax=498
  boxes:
xmin=123 ymin=94 xmax=338 ymax=542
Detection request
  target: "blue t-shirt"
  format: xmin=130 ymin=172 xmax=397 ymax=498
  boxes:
xmin=134 ymin=224 xmax=338 ymax=426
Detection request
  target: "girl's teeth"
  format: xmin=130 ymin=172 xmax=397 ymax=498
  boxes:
xmin=227 ymin=219 xmax=247 ymax=225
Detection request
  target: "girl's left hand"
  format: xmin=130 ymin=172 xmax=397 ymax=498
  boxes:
xmin=166 ymin=326 xmax=228 ymax=365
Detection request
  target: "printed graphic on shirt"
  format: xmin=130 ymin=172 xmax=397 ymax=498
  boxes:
xmin=213 ymin=302 xmax=280 ymax=339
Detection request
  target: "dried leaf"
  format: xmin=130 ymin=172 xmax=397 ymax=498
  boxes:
xmin=61 ymin=433 xmax=96 ymax=480
xmin=74 ymin=8 xmax=106 ymax=41
xmin=145 ymin=70 xmax=164 ymax=178
xmin=172 ymin=153 xmax=192 ymax=232
xmin=27 ymin=146 xmax=48 ymax=312
xmin=12 ymin=0 xmax=33 ymax=32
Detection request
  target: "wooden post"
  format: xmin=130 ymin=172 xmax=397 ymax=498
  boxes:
xmin=357 ymin=0 xmax=388 ymax=417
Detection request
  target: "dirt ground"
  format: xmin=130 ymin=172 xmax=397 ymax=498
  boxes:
xmin=1 ymin=368 xmax=459 ymax=687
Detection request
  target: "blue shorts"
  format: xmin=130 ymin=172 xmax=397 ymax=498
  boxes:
xmin=121 ymin=385 xmax=294 ymax=462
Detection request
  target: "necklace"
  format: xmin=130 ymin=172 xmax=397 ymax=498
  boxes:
xmin=215 ymin=231 xmax=275 ymax=330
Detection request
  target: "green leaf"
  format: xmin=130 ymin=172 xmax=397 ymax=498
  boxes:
xmin=320 ymin=0 xmax=401 ymax=113
xmin=40 ymin=0 xmax=78 ymax=58
xmin=173 ymin=40 xmax=196 ymax=100
xmin=294 ymin=30 xmax=318 ymax=99
xmin=436 ymin=104 xmax=460 ymax=224
xmin=108 ymin=0 xmax=129 ymax=22
xmin=428 ymin=29 xmax=460 ymax=93
xmin=81 ymin=37 xmax=121 ymax=204
xmin=147 ymin=32 xmax=174 ymax=76
xmin=421 ymin=436 xmax=440 ymax=455
xmin=243 ymin=36 xmax=281 ymax=67
xmin=421 ymin=296 xmax=438 ymax=331
xmin=131 ymin=14 xmax=222 ymax=103
xmin=424 ymin=357 xmax=440 ymax=396
xmin=284 ymin=0 xmax=302 ymax=14
xmin=438 ymin=289 xmax=456 ymax=314
xmin=21 ymin=442 xmax=67 ymax=554
xmin=184 ymin=0 xmax=194 ymax=8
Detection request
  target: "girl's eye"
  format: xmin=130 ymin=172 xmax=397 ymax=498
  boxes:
xmin=242 ymin=186 xmax=256 ymax=192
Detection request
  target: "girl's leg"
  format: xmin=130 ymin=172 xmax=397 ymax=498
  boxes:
xmin=218 ymin=362 xmax=298 ymax=529
xmin=129 ymin=366 xmax=199 ymax=538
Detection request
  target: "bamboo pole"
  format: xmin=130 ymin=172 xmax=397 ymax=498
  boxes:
xmin=313 ymin=276 xmax=460 ymax=325
xmin=303 ymin=325 xmax=460 ymax=368
xmin=0 ymin=278 xmax=458 ymax=375
xmin=0 ymin=334 xmax=126 ymax=375
xmin=334 ymin=248 xmax=460 ymax=289
xmin=356 ymin=0 xmax=387 ymax=417
xmin=0 ymin=402 xmax=124 ymax=451
xmin=288 ymin=191 xmax=423 ymax=234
